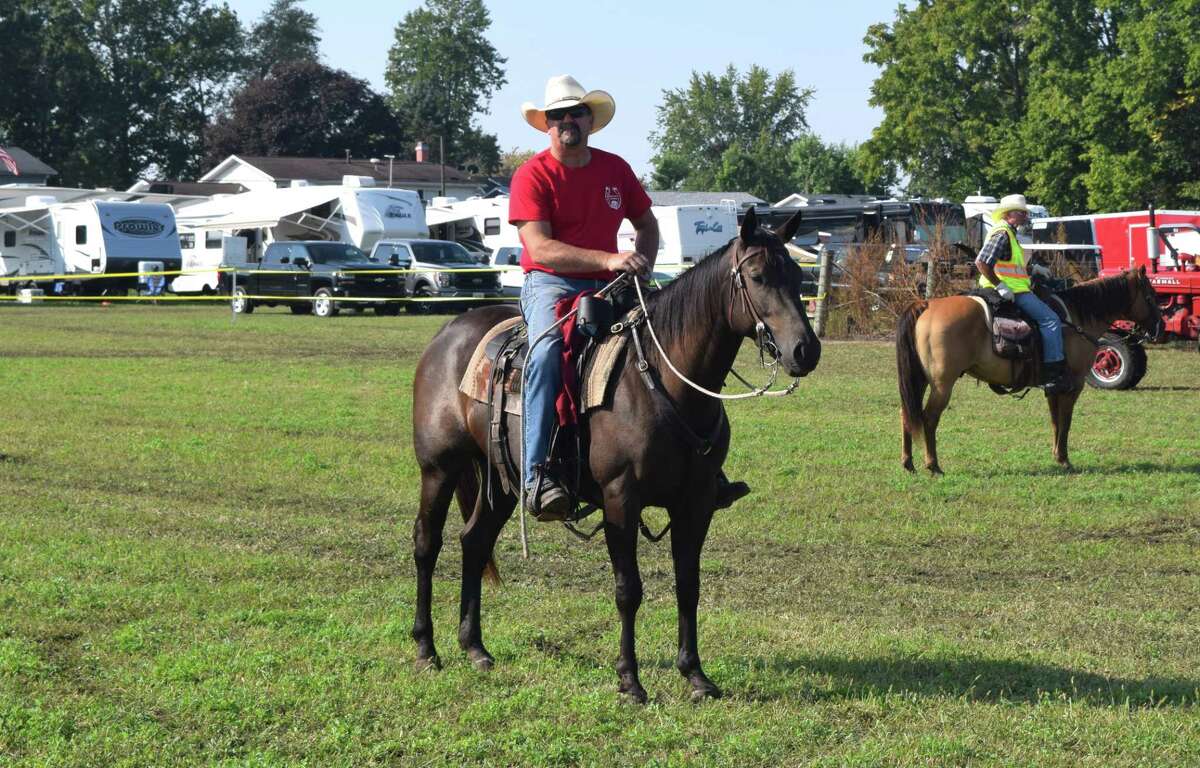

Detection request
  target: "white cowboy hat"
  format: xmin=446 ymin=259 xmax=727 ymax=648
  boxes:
xmin=991 ymin=193 xmax=1030 ymax=221
xmin=521 ymin=75 xmax=615 ymax=135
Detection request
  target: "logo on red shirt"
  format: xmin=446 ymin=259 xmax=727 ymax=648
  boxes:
xmin=604 ymin=186 xmax=622 ymax=210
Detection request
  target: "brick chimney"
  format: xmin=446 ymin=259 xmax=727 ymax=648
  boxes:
xmin=415 ymin=141 xmax=430 ymax=163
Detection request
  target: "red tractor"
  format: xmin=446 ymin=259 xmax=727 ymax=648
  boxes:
xmin=1030 ymin=206 xmax=1200 ymax=389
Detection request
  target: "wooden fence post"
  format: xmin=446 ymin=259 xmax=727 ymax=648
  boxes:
xmin=924 ymin=257 xmax=936 ymax=300
xmin=815 ymin=247 xmax=833 ymax=337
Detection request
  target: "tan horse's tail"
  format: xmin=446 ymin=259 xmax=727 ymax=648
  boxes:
xmin=454 ymin=466 xmax=501 ymax=585
xmin=896 ymin=300 xmax=929 ymax=436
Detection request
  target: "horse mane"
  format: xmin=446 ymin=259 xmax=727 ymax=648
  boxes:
xmin=643 ymin=228 xmax=782 ymax=345
xmin=643 ymin=238 xmax=734 ymax=345
xmin=1058 ymin=271 xmax=1132 ymax=324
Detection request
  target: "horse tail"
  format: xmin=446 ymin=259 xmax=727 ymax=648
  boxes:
xmin=896 ymin=300 xmax=929 ymax=436
xmin=454 ymin=465 xmax=501 ymax=585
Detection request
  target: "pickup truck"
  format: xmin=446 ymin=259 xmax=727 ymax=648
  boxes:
xmin=369 ymin=238 xmax=504 ymax=313
xmin=224 ymin=240 xmax=406 ymax=317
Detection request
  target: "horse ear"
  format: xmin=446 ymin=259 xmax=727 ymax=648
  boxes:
xmin=740 ymin=207 xmax=758 ymax=242
xmin=773 ymin=210 xmax=803 ymax=244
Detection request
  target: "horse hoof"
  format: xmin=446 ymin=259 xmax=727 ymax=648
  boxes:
xmin=619 ymin=684 xmax=648 ymax=705
xmin=902 ymin=458 xmax=915 ymax=473
xmin=413 ymin=654 xmax=442 ymax=672
xmin=467 ymin=649 xmax=495 ymax=671
xmin=927 ymin=465 xmax=944 ymax=477
xmin=690 ymin=683 xmax=723 ymax=702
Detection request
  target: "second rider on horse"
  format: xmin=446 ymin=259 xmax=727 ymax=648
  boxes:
xmin=974 ymin=193 xmax=1072 ymax=394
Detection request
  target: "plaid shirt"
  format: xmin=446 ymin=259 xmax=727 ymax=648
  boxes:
xmin=977 ymin=225 xmax=1014 ymax=267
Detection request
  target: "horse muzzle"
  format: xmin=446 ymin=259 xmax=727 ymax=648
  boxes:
xmin=785 ymin=336 xmax=821 ymax=377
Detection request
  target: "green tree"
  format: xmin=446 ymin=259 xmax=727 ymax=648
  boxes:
xmin=245 ymin=0 xmax=320 ymax=79
xmin=497 ymin=147 xmax=536 ymax=178
xmin=384 ymin=0 xmax=506 ymax=174
xmin=862 ymin=0 xmax=1200 ymax=213
xmin=1079 ymin=2 xmax=1200 ymax=210
xmin=0 ymin=0 xmax=245 ymax=187
xmin=649 ymin=65 xmax=812 ymax=201
xmin=787 ymin=135 xmax=896 ymax=197
xmin=205 ymin=60 xmax=405 ymax=168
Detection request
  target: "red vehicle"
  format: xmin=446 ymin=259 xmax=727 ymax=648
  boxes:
xmin=1031 ymin=206 xmax=1200 ymax=389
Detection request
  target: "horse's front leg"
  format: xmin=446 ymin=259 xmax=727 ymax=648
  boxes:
xmin=669 ymin=483 xmax=721 ymax=701
xmin=603 ymin=483 xmax=646 ymax=703
xmin=1045 ymin=387 xmax=1082 ymax=469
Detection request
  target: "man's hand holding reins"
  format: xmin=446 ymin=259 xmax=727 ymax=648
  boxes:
xmin=606 ymin=250 xmax=651 ymax=276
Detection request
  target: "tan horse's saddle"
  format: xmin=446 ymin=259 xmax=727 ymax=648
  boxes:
xmin=457 ymin=315 xmax=631 ymax=495
xmin=968 ymin=288 xmax=1071 ymax=361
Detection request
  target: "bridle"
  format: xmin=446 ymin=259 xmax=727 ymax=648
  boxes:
xmin=633 ymin=238 xmax=800 ymax=401
xmin=1132 ymin=274 xmax=1164 ymax=342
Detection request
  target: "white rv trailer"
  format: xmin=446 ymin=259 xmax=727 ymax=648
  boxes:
xmin=617 ymin=203 xmax=738 ymax=275
xmin=0 ymin=196 xmax=181 ymax=293
xmin=171 ymin=177 xmax=426 ymax=293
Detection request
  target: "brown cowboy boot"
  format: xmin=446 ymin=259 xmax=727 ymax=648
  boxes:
xmin=715 ymin=471 xmax=750 ymax=510
xmin=1042 ymin=360 xmax=1073 ymax=394
xmin=524 ymin=476 xmax=571 ymax=522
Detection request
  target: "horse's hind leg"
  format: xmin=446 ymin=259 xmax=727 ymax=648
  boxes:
xmin=412 ymin=464 xmax=457 ymax=671
xmin=921 ymin=381 xmax=954 ymax=476
xmin=669 ymin=499 xmax=721 ymax=701
xmin=458 ymin=462 xmax=515 ymax=669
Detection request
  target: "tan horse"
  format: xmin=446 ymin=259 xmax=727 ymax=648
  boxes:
xmin=896 ymin=267 xmax=1162 ymax=474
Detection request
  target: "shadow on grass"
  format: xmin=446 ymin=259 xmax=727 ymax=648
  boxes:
xmin=1135 ymin=386 xmax=1200 ymax=392
xmin=731 ymin=652 xmax=1200 ymax=707
xmin=975 ymin=461 xmax=1200 ymax=478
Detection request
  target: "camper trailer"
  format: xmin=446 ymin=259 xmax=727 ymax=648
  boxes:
xmin=616 ymin=203 xmax=738 ymax=275
xmin=171 ymin=178 xmax=426 ymax=293
xmin=0 ymin=197 xmax=181 ymax=293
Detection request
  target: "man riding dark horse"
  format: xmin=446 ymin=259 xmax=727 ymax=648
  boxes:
xmin=510 ymin=74 xmax=747 ymax=521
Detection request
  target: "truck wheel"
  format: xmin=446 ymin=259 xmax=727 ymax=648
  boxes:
xmin=1086 ymin=334 xmax=1146 ymax=390
xmin=232 ymin=287 xmax=254 ymax=314
xmin=312 ymin=288 xmax=338 ymax=318
xmin=407 ymin=285 xmax=434 ymax=314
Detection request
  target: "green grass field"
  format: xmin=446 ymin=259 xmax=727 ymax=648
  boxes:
xmin=1 ymin=304 xmax=1198 ymax=767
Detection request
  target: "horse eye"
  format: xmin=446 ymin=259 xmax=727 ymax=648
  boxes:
xmin=749 ymin=272 xmax=765 ymax=284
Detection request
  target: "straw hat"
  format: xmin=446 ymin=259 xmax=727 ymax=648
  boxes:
xmin=521 ymin=75 xmax=615 ymax=135
xmin=991 ymin=193 xmax=1030 ymax=221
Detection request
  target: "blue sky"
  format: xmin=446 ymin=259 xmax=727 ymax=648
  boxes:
xmin=225 ymin=0 xmax=894 ymax=177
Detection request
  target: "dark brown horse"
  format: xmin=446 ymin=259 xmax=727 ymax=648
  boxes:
xmin=896 ymin=267 xmax=1162 ymax=474
xmin=410 ymin=209 xmax=820 ymax=701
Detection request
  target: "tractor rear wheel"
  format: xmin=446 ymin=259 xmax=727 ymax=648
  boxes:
xmin=1086 ymin=333 xmax=1147 ymax=390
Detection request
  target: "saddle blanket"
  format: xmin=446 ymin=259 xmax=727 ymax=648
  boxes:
xmin=457 ymin=318 xmax=630 ymax=417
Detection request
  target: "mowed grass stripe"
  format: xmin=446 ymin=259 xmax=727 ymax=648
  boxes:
xmin=1 ymin=304 xmax=1198 ymax=766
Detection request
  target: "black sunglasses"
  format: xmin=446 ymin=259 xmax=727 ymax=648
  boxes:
xmin=545 ymin=104 xmax=591 ymax=121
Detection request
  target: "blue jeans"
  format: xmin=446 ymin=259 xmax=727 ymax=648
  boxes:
xmin=1014 ymin=291 xmax=1064 ymax=362
xmin=520 ymin=271 xmax=606 ymax=490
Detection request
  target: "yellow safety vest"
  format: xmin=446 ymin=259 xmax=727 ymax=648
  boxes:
xmin=978 ymin=224 xmax=1031 ymax=294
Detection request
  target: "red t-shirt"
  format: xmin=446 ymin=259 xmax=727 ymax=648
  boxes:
xmin=508 ymin=148 xmax=652 ymax=280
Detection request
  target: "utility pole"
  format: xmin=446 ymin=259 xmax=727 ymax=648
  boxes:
xmin=438 ymin=135 xmax=446 ymax=197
